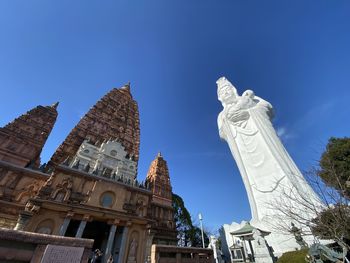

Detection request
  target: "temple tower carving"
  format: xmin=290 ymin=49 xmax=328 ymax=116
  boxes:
xmin=49 ymin=84 xmax=140 ymax=170
xmin=0 ymin=103 xmax=58 ymax=168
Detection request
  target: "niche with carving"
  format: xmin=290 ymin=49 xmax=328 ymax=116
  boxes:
xmin=35 ymin=219 xmax=54 ymax=235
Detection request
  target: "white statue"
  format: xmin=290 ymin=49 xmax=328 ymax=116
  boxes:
xmin=217 ymin=77 xmax=322 ymax=255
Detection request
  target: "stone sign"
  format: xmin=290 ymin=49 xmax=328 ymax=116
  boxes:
xmin=41 ymin=245 xmax=84 ymax=263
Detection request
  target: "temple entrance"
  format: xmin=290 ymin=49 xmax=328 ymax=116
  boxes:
xmin=64 ymin=219 xmax=80 ymax=237
xmin=82 ymin=221 xmax=110 ymax=251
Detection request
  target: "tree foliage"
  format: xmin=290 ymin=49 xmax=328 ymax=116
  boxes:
xmin=310 ymin=137 xmax=350 ymax=243
xmin=319 ymin=137 xmax=350 ymax=198
xmin=276 ymin=249 xmax=308 ymax=263
xmin=172 ymin=193 xmax=209 ymax=247
xmin=311 ymin=204 xmax=350 ymax=241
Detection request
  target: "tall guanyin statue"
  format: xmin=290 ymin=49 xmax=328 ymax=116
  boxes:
xmin=217 ymin=76 xmax=323 ymax=255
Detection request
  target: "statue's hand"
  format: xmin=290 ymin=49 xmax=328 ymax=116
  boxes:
xmin=226 ymin=108 xmax=250 ymax=124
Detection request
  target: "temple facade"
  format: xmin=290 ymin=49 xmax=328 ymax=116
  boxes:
xmin=0 ymin=84 xmax=177 ymax=263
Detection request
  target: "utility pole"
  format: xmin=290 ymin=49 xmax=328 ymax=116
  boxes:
xmin=198 ymin=213 xmax=205 ymax=248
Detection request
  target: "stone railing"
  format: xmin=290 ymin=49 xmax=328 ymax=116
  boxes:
xmin=0 ymin=227 xmax=93 ymax=263
xmin=151 ymin=244 xmax=214 ymax=263
xmin=59 ymin=163 xmax=151 ymax=191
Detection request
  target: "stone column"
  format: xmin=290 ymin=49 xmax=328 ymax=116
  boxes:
xmin=58 ymin=212 xmax=74 ymax=236
xmin=248 ymin=239 xmax=255 ymax=262
xmin=241 ymin=238 xmax=248 ymax=262
xmin=14 ymin=212 xmax=32 ymax=230
xmin=118 ymin=225 xmax=130 ymax=263
xmin=103 ymin=223 xmax=118 ymax=262
xmin=59 ymin=217 xmax=71 ymax=236
xmin=144 ymin=226 xmax=154 ymax=263
xmin=75 ymin=220 xmax=87 ymax=238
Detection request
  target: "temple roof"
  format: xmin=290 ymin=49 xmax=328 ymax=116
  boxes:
xmin=230 ymin=222 xmax=270 ymax=236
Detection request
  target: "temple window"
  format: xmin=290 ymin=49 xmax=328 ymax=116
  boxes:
xmin=100 ymin=192 xmax=115 ymax=208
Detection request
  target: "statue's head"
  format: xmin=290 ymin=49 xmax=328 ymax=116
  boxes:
xmin=216 ymin=77 xmax=238 ymax=105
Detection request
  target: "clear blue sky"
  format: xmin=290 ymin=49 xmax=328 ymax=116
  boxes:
xmin=1 ymin=0 xmax=350 ymax=232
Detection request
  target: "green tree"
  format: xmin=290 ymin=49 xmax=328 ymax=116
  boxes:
xmin=319 ymin=137 xmax=350 ymax=198
xmin=311 ymin=204 xmax=350 ymax=241
xmin=172 ymin=193 xmax=192 ymax=246
xmin=172 ymin=193 xmax=209 ymax=247
xmin=310 ymin=137 xmax=350 ymax=244
xmin=187 ymin=225 xmax=210 ymax=248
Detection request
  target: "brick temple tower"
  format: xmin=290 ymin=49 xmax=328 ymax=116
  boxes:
xmin=0 ymin=103 xmax=58 ymax=168
xmin=146 ymin=152 xmax=177 ymax=245
xmin=49 ymin=84 xmax=140 ymax=169
xmin=0 ymin=104 xmax=57 ymax=227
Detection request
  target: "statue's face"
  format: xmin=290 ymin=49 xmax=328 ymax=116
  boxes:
xmin=218 ymin=86 xmax=236 ymax=104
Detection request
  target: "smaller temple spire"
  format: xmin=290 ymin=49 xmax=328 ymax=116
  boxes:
xmin=146 ymin=152 xmax=172 ymax=200
xmin=121 ymin=82 xmax=131 ymax=92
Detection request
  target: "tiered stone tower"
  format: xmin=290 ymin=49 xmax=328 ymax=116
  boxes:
xmin=0 ymin=103 xmax=58 ymax=168
xmin=146 ymin=152 xmax=177 ymax=245
xmin=0 ymin=104 xmax=57 ymax=227
xmin=49 ymin=84 xmax=140 ymax=169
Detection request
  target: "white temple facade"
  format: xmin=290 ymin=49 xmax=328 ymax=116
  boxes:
xmin=70 ymin=139 xmax=137 ymax=182
xmin=217 ymin=77 xmax=323 ymax=260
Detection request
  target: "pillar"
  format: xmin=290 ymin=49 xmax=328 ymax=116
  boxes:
xmin=118 ymin=226 xmax=129 ymax=263
xmin=59 ymin=217 xmax=71 ymax=236
xmin=241 ymin=238 xmax=248 ymax=262
xmin=14 ymin=212 xmax=32 ymax=230
xmin=75 ymin=220 xmax=87 ymax=238
xmin=248 ymin=239 xmax=255 ymax=262
xmin=144 ymin=228 xmax=154 ymax=263
xmin=103 ymin=224 xmax=117 ymax=262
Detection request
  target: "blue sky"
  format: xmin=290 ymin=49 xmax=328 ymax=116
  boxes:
xmin=1 ymin=0 xmax=350 ymax=232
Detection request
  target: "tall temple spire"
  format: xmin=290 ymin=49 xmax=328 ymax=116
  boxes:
xmin=0 ymin=104 xmax=58 ymax=167
xmin=49 ymin=85 xmax=140 ymax=169
xmin=51 ymin=102 xmax=59 ymax=110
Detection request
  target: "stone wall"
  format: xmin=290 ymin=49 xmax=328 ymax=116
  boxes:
xmin=0 ymin=227 xmax=93 ymax=263
xmin=0 ymin=160 xmax=49 ymax=228
xmin=151 ymin=245 xmax=214 ymax=263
